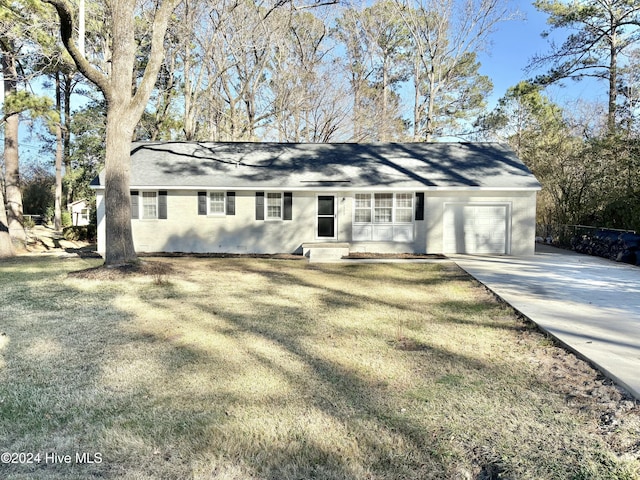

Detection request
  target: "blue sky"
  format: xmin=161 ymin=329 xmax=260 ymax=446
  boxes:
xmin=478 ymin=0 xmax=607 ymax=109
xmin=5 ymin=0 xmax=610 ymax=161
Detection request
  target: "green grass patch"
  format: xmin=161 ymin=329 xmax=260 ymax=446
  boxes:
xmin=0 ymin=256 xmax=638 ymax=479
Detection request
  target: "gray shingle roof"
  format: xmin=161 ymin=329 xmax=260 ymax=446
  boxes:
xmin=91 ymin=142 xmax=541 ymax=190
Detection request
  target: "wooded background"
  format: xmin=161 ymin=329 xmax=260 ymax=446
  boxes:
xmin=1 ymin=0 xmax=639 ymax=260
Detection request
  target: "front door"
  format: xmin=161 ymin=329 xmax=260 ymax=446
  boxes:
xmin=317 ymin=195 xmax=336 ymax=238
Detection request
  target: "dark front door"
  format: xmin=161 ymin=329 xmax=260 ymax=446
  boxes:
xmin=317 ymin=196 xmax=336 ymax=238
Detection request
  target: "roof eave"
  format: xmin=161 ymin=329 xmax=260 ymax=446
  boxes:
xmin=91 ymin=184 xmax=541 ymax=192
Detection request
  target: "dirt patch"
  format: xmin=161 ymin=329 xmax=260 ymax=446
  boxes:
xmin=68 ymin=260 xmax=174 ymax=281
xmin=139 ymin=252 xmax=304 ymax=260
xmin=24 ymin=225 xmax=98 ymax=257
xmin=518 ymin=327 xmax=640 ymax=457
xmin=344 ymin=252 xmax=447 ymax=259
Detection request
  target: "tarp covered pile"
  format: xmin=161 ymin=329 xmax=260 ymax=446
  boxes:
xmin=572 ymin=230 xmax=640 ymax=266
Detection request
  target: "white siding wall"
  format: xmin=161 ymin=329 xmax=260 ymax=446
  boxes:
xmin=137 ymin=191 xmax=321 ymax=253
xmin=100 ymin=190 xmax=336 ymax=254
xmin=424 ymin=191 xmax=537 ymax=256
xmin=96 ymin=189 xmax=537 ymax=256
xmin=96 ymin=192 xmax=106 ymax=254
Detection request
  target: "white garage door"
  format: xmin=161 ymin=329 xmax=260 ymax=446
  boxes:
xmin=443 ymin=203 xmax=509 ymax=254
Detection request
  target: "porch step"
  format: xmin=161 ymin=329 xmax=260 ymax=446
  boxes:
xmin=302 ymin=243 xmax=350 ymax=263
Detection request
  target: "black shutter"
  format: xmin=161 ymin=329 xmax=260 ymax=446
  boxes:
xmin=158 ymin=191 xmax=168 ymax=219
xmin=283 ymin=192 xmax=292 ymax=220
xmin=198 ymin=192 xmax=207 ymax=215
xmin=415 ymin=192 xmax=425 ymax=221
xmin=131 ymin=191 xmax=139 ymax=219
xmin=226 ymin=192 xmax=236 ymax=215
xmin=255 ymin=192 xmax=264 ymax=220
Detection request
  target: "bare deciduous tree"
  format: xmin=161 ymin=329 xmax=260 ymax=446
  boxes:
xmin=44 ymin=0 xmax=181 ymax=265
xmin=334 ymin=2 xmax=408 ymax=141
xmin=394 ymin=0 xmax=511 ymax=141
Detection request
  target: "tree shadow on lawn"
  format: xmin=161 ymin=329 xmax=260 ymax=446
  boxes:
xmin=83 ymin=258 xmax=524 ymax=478
xmin=169 ymin=262 xmax=550 ymax=478
xmin=2 ymin=257 xmax=628 ymax=479
xmin=0 ymin=258 xmax=242 ymax=478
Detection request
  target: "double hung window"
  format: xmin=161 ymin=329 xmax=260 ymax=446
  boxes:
xmin=142 ymin=192 xmax=158 ymax=219
xmin=255 ymin=192 xmax=292 ymax=221
xmin=209 ymin=192 xmax=226 ymax=215
xmin=354 ymin=194 xmax=372 ymax=223
xmin=266 ymin=193 xmax=282 ymax=220
xmin=352 ymin=193 xmax=415 ymax=242
xmin=395 ymin=193 xmax=413 ymax=223
xmin=354 ymin=193 xmax=413 ymax=224
xmin=131 ymin=190 xmax=167 ymax=220
xmin=198 ymin=191 xmax=235 ymax=216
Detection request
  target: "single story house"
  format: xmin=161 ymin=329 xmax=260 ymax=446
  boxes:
xmin=91 ymin=142 xmax=541 ymax=257
xmin=68 ymin=199 xmax=91 ymax=226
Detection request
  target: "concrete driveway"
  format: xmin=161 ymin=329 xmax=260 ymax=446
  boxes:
xmin=453 ymin=245 xmax=640 ymax=400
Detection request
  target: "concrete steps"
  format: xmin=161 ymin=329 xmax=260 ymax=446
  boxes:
xmin=302 ymin=243 xmax=350 ymax=263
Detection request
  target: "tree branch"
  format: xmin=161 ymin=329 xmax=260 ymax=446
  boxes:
xmin=130 ymin=0 xmax=182 ymax=120
xmin=41 ymin=0 xmax=110 ymax=96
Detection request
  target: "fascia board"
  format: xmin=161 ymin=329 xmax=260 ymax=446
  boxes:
xmin=92 ymin=185 xmax=541 ymax=192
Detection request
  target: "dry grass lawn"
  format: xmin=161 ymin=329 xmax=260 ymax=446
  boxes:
xmin=0 ymin=255 xmax=639 ymax=479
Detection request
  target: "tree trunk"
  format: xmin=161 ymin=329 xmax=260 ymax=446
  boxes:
xmin=607 ymin=29 xmax=617 ymax=135
xmin=413 ymin=55 xmax=421 ymax=142
xmin=382 ymin=57 xmax=389 ymax=142
xmin=1 ymin=47 xmax=26 ymax=245
xmin=54 ymin=72 xmax=63 ymax=231
xmin=104 ymin=109 xmax=136 ymax=266
xmin=0 ymin=177 xmax=15 ymax=258
xmin=425 ymin=67 xmax=436 ymax=142
xmin=54 ymin=123 xmax=63 ymax=231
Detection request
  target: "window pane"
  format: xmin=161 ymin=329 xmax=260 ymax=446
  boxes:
xmin=318 ymin=196 xmax=334 ymax=215
xmin=396 ymin=209 xmax=413 ymax=223
xmin=209 ymin=192 xmax=225 ymax=214
xmin=355 ymin=209 xmax=371 ymax=223
xmin=374 ymin=208 xmax=393 ymax=223
xmin=142 ymin=192 xmax=157 ymax=219
xmin=267 ymin=193 xmax=282 ymax=219
xmin=355 ymin=194 xmax=371 ymax=208
xmin=375 ymin=193 xmax=393 ymax=208
xmin=318 ymin=217 xmax=335 ymax=237
xmin=396 ymin=193 xmax=412 ymax=208
xmin=374 ymin=193 xmax=392 ymax=223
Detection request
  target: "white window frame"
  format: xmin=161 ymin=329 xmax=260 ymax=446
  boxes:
xmin=353 ymin=193 xmax=414 ymax=224
xmin=208 ymin=191 xmax=226 ymax=216
xmin=266 ymin=192 xmax=283 ymax=220
xmin=394 ymin=193 xmax=413 ymax=223
xmin=141 ymin=191 xmax=158 ymax=219
xmin=374 ymin=193 xmax=394 ymax=223
xmin=354 ymin=193 xmax=372 ymax=223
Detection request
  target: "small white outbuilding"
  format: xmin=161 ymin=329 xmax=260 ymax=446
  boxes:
xmin=68 ymin=199 xmax=91 ymax=227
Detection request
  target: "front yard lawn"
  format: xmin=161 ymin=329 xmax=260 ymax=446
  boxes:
xmin=0 ymin=256 xmax=638 ymax=479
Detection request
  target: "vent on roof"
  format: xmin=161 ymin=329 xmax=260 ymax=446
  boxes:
xmin=300 ymin=180 xmax=352 ymax=184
